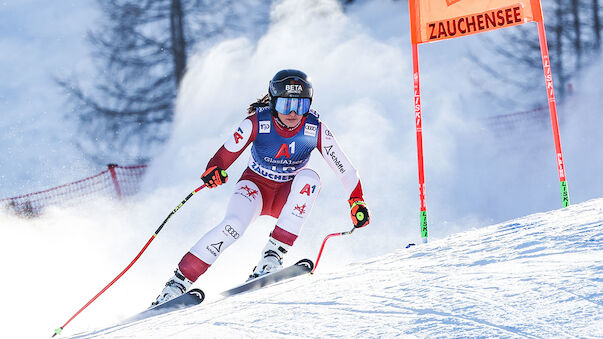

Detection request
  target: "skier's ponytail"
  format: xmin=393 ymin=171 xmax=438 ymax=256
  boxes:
xmin=247 ymin=93 xmax=270 ymax=114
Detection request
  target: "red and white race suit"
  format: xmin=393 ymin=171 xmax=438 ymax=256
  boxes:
xmin=178 ymin=107 xmax=365 ymax=282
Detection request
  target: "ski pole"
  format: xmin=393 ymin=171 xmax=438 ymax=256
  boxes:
xmin=52 ymin=184 xmax=206 ymax=337
xmin=311 ymin=227 xmax=355 ymax=274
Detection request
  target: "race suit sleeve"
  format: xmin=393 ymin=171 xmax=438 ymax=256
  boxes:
xmin=206 ymin=113 xmax=258 ymax=170
xmin=318 ymin=121 xmax=364 ymax=199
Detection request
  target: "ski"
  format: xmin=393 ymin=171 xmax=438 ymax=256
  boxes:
xmin=221 ymin=258 xmax=314 ymax=297
xmin=126 ymin=288 xmax=205 ymax=323
xmin=124 ymin=259 xmax=312 ymax=324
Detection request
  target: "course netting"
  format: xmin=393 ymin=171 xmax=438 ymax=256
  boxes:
xmin=1 ymin=164 xmax=147 ymax=218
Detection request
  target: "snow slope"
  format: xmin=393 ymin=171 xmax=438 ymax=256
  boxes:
xmin=69 ymin=198 xmax=603 ymax=338
xmin=2 ymin=0 xmax=602 ymax=338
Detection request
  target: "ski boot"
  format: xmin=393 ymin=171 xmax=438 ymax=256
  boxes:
xmin=151 ymin=269 xmax=193 ymax=307
xmin=249 ymin=237 xmax=290 ymax=280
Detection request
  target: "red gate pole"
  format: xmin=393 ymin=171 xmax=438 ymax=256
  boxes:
xmin=532 ymin=1 xmax=570 ymax=207
xmin=412 ymin=42 xmax=428 ymax=243
xmin=107 ymin=164 xmax=123 ymax=200
xmin=409 ymin=0 xmax=428 ymax=243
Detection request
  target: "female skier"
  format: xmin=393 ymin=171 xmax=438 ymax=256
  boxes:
xmin=153 ymin=69 xmax=370 ymax=305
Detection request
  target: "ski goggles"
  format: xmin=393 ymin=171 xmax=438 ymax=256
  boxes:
xmin=274 ymin=97 xmax=311 ymax=115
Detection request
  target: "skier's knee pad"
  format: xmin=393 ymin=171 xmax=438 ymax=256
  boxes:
xmin=291 ymin=169 xmax=321 ymax=194
xmin=274 ymin=169 xmax=321 ymax=237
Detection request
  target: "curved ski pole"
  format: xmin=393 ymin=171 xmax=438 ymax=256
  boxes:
xmin=311 ymin=227 xmax=355 ymax=274
xmin=52 ymin=185 xmax=206 ymax=337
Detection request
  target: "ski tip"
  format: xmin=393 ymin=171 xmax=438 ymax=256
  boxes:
xmin=148 ymin=288 xmax=205 ymax=311
xmin=188 ymin=288 xmax=205 ymax=302
xmin=295 ymin=258 xmax=314 ymax=271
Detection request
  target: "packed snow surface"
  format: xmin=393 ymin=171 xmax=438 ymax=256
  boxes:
xmin=2 ymin=0 xmax=602 ymax=338
xmin=69 ymin=199 xmax=602 ymax=338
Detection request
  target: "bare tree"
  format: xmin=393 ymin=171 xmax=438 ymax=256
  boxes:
xmin=171 ymin=0 xmax=187 ymax=86
xmin=59 ymin=0 xmax=271 ymax=165
xmin=470 ymin=0 xmax=602 ymax=114
xmin=571 ymin=0 xmax=583 ymax=68
xmin=595 ymin=0 xmax=602 ymax=50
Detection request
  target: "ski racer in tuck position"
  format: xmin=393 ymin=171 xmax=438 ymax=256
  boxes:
xmin=152 ymin=69 xmax=371 ymax=306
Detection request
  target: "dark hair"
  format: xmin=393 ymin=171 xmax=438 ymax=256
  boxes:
xmin=247 ymin=93 xmax=270 ymax=114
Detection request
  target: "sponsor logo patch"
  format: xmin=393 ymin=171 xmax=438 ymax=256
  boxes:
xmin=206 ymin=241 xmax=224 ymax=256
xmin=294 ymin=204 xmax=307 ymax=216
xmin=237 ymin=185 xmax=259 ymax=202
xmin=304 ymin=123 xmax=317 ymax=137
xmin=223 ymin=225 xmax=240 ymax=239
xmin=300 ymin=184 xmax=316 ymax=196
xmin=285 ymin=84 xmax=303 ymax=94
xmin=249 ymin=159 xmax=296 ymax=182
xmin=259 ymin=121 xmax=271 ymax=133
xmin=275 ymin=143 xmax=292 ymax=159
xmin=323 ymin=145 xmax=346 ymax=173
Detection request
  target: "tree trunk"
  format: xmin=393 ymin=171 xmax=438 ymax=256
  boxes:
xmin=571 ymin=0 xmax=582 ymax=69
xmin=170 ymin=0 xmax=187 ymax=88
xmin=554 ymin=0 xmax=566 ymax=99
xmin=594 ymin=0 xmax=601 ymax=50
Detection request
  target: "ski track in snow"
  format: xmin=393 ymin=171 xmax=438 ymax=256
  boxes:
xmin=68 ymin=199 xmax=603 ymax=339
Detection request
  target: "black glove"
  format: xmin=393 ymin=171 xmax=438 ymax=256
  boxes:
xmin=201 ymin=166 xmax=228 ymax=188
xmin=348 ymin=197 xmax=370 ymax=228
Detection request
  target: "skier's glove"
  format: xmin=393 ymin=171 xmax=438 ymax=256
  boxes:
xmin=201 ymin=166 xmax=228 ymax=188
xmin=348 ymin=197 xmax=370 ymax=228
